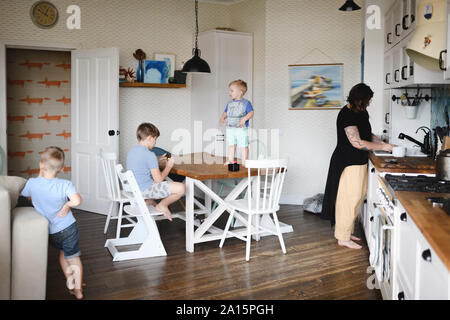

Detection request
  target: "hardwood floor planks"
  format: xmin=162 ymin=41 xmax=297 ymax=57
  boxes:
xmin=45 ymin=204 xmax=382 ymax=300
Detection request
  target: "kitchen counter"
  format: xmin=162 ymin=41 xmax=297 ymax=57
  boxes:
xmin=396 ymin=191 xmax=450 ymax=271
xmin=369 ymin=152 xmax=435 ymax=174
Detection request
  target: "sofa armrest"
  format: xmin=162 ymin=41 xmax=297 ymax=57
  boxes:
xmin=0 ymin=186 xmax=11 ymax=299
xmin=11 ymin=207 xmax=48 ymax=300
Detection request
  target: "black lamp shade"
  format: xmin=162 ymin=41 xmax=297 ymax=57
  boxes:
xmin=182 ymin=49 xmax=211 ymax=73
xmin=339 ymin=0 xmax=361 ymax=11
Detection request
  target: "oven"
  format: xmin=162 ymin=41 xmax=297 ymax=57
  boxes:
xmin=370 ymin=180 xmax=395 ymax=300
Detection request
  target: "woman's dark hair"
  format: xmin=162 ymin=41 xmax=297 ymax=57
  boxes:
xmin=346 ymin=83 xmax=374 ymax=112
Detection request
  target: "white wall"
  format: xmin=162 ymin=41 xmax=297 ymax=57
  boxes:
xmin=0 ymin=0 xmax=232 ymax=163
xmin=264 ymin=0 xmax=363 ymax=204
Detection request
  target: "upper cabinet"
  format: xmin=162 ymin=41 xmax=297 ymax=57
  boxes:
xmin=385 ymin=0 xmax=417 ymax=52
xmin=384 ymin=0 xmax=450 ymax=87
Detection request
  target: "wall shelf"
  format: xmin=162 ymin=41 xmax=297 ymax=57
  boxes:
xmin=119 ymin=82 xmax=186 ymax=88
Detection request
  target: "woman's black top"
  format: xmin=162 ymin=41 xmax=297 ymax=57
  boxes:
xmin=320 ymin=105 xmax=372 ymax=225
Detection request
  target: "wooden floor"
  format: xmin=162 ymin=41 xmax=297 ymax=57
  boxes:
xmin=45 ymin=203 xmax=382 ymax=300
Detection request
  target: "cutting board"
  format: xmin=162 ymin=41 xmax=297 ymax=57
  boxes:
xmin=369 ymin=153 xmax=435 ymax=173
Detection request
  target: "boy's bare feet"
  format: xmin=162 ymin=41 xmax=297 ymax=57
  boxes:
xmin=145 ymin=199 xmax=157 ymax=207
xmin=338 ymin=240 xmax=362 ymax=249
xmin=350 ymin=235 xmax=361 ymax=241
xmin=155 ymin=203 xmax=172 ymax=221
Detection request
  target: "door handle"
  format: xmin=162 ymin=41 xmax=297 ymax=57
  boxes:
xmin=387 ymin=33 xmax=392 ymax=44
xmin=394 ymin=69 xmax=400 ymax=82
xmin=439 ymin=50 xmax=447 ymax=71
xmin=385 ymin=73 xmax=391 ymax=84
xmin=401 ymin=66 xmax=408 ymax=80
xmin=385 ymin=113 xmax=390 ymax=125
xmin=108 ymin=130 xmax=120 ymax=136
xmin=422 ymin=249 xmax=432 ymax=262
xmin=400 ymin=212 xmax=407 ymax=222
xmin=395 ymin=24 xmax=401 ymax=36
xmin=402 ymin=15 xmax=409 ymax=30
xmin=398 ymin=291 xmax=405 ymax=300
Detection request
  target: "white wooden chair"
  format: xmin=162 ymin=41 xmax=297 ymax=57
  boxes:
xmin=104 ymin=164 xmax=167 ymax=261
xmin=100 ymin=151 xmax=136 ymax=239
xmin=219 ymin=159 xmax=288 ymax=261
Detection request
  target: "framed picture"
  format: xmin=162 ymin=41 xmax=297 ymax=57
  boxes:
xmin=288 ymin=63 xmax=343 ymax=110
xmin=154 ymin=53 xmax=175 ymax=81
xmin=144 ymin=60 xmax=167 ymax=83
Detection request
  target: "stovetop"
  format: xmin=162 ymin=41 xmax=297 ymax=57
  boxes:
xmin=384 ymin=174 xmax=450 ymax=193
xmin=384 ymin=174 xmax=450 ymax=216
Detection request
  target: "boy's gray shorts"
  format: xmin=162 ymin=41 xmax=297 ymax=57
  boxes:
xmin=142 ymin=181 xmax=171 ymax=199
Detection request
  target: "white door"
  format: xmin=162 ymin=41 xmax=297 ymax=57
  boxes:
xmin=71 ymin=48 xmax=119 ymax=214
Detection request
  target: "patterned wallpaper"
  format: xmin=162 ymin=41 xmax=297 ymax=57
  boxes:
xmin=264 ymin=0 xmax=363 ymax=203
xmin=6 ymin=49 xmax=71 ymax=179
xmin=0 ymin=0 xmax=233 ymax=164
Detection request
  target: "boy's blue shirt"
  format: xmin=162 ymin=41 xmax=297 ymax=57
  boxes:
xmin=126 ymin=144 xmax=159 ymax=191
xmin=21 ymin=177 xmax=77 ymax=234
xmin=224 ymin=98 xmax=253 ymax=128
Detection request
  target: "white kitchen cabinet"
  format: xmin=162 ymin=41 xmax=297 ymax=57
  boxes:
xmin=394 ymin=201 xmax=450 ymax=300
xmin=415 ymin=232 xmax=449 ymax=300
xmin=444 ymin=0 xmax=450 ymax=78
xmin=395 ymin=208 xmax=418 ymax=296
xmin=190 ymin=30 xmax=253 ymax=156
xmin=384 ymin=50 xmax=393 ymax=89
xmin=363 ymin=161 xmax=379 ymax=250
xmin=385 ymin=8 xmax=395 ymax=52
xmin=385 ymin=0 xmax=416 ymax=50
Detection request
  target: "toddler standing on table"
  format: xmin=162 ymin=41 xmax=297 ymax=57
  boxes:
xmin=219 ymin=79 xmax=254 ymax=167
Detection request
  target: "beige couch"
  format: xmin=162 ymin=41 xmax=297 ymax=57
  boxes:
xmin=0 ymin=176 xmax=48 ymax=300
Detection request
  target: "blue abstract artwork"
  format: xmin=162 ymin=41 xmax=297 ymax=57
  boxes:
xmin=144 ymin=60 xmax=167 ymax=83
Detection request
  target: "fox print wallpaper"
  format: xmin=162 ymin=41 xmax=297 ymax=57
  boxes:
xmin=6 ymin=49 xmax=71 ymax=179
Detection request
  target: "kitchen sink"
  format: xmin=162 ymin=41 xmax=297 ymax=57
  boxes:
xmin=373 ymin=148 xmax=428 ymax=157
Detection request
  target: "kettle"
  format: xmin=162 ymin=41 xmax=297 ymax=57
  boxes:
xmin=436 ymin=149 xmax=450 ymax=180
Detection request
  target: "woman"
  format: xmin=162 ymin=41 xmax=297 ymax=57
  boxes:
xmin=320 ymin=83 xmax=394 ymax=249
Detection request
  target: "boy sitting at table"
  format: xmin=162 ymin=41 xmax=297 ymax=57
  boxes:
xmin=126 ymin=122 xmax=185 ymax=221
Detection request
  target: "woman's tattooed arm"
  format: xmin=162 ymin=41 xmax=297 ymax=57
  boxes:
xmin=344 ymin=126 xmax=390 ymax=152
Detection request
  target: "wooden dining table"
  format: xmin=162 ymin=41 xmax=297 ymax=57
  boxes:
xmin=167 ymin=152 xmax=293 ymax=252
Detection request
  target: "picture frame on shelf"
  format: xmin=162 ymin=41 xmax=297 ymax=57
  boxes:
xmin=154 ymin=53 xmax=175 ymax=82
xmin=144 ymin=60 xmax=167 ymax=83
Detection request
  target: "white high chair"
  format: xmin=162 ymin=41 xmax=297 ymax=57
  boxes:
xmin=104 ymin=164 xmax=167 ymax=261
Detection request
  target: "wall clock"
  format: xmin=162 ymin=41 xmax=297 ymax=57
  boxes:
xmin=30 ymin=1 xmax=59 ymax=29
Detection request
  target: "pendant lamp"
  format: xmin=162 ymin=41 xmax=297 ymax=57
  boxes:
xmin=182 ymin=0 xmax=211 ymax=73
xmin=339 ymin=0 xmax=361 ymax=11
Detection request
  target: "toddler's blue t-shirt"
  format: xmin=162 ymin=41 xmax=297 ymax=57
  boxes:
xmin=126 ymin=145 xmax=159 ymax=191
xmin=224 ymin=98 xmax=253 ymax=127
xmin=21 ymin=177 xmax=78 ymax=234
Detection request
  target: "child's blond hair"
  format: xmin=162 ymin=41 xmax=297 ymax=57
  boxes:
xmin=229 ymin=79 xmax=247 ymax=95
xmin=40 ymin=146 xmax=65 ymax=174
xmin=136 ymin=122 xmax=160 ymax=141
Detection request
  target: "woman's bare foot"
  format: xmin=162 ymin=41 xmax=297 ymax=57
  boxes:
xmin=350 ymin=235 xmax=361 ymax=241
xmin=145 ymin=199 xmax=157 ymax=207
xmin=155 ymin=203 xmax=172 ymax=221
xmin=69 ymin=288 xmax=84 ymax=299
xmin=338 ymin=240 xmax=362 ymax=249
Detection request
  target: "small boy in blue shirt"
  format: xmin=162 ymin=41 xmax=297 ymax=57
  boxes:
xmin=219 ymin=79 xmax=254 ymax=166
xmin=21 ymin=146 xmax=84 ymax=299
xmin=127 ymin=122 xmax=186 ymax=221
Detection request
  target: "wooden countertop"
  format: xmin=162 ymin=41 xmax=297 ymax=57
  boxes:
xmin=396 ymin=191 xmax=450 ymax=270
xmin=369 ymin=152 xmax=436 ymax=174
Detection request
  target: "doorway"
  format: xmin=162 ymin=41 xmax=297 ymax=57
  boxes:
xmin=6 ymin=48 xmax=71 ymax=179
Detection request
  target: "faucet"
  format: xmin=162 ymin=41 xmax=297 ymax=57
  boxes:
xmin=398 ymin=126 xmax=432 ymax=155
